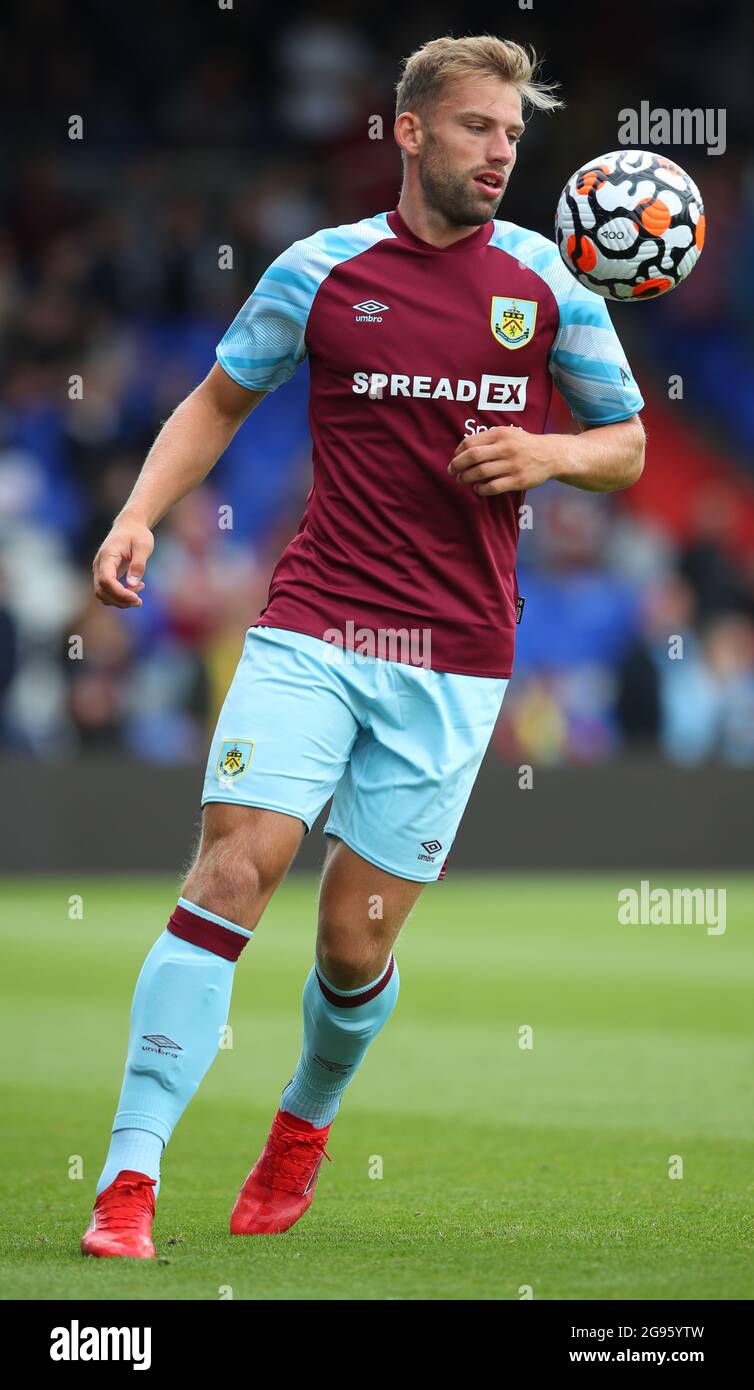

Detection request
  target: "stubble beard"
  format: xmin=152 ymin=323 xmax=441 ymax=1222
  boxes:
xmin=418 ymin=133 xmax=504 ymax=227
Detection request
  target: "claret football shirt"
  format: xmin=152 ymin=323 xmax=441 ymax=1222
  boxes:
xmin=216 ymin=206 xmax=643 ymax=677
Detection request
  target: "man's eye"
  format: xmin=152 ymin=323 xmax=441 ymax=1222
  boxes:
xmin=468 ymin=125 xmax=485 ymax=133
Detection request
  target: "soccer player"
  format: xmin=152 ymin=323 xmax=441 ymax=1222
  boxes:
xmin=82 ymin=35 xmax=645 ymax=1257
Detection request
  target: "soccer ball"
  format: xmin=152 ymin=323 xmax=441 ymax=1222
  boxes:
xmin=554 ymin=149 xmax=705 ymax=301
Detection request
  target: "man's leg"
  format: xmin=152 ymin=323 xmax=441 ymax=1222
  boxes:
xmin=230 ymin=838 xmax=423 ymax=1235
xmin=229 ymin=642 xmax=508 ymax=1237
xmin=83 ymin=805 xmax=303 ymax=1258
xmin=280 ymin=837 xmax=423 ymax=1125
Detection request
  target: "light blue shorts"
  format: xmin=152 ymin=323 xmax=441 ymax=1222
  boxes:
xmin=202 ymin=626 xmax=508 ymax=882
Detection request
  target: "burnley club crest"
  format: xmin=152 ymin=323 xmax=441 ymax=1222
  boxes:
xmin=491 ymin=297 xmax=537 ymax=350
xmin=217 ymin=739 xmax=254 ymax=781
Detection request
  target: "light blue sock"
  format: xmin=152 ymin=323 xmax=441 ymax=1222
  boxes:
xmin=96 ymin=1128 xmax=164 ymax=1197
xmin=96 ymin=900 xmax=251 ymax=1199
xmin=281 ymin=955 xmax=400 ymax=1127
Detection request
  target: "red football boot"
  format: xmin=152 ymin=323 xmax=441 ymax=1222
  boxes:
xmin=230 ymin=1109 xmax=332 ymax=1235
xmin=80 ymin=1170 xmax=157 ymax=1259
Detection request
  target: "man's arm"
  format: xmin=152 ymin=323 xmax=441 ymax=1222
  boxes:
xmin=93 ymin=364 xmax=265 ymax=608
xmin=448 ymin=415 xmax=645 ymax=496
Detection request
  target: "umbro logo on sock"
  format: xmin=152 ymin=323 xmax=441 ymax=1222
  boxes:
xmin=313 ymin=1053 xmax=352 ymax=1075
xmin=142 ymin=1034 xmax=182 ymax=1057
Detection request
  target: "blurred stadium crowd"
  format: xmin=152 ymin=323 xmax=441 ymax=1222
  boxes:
xmin=1 ymin=0 xmax=753 ymax=766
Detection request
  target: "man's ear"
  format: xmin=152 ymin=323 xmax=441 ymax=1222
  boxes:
xmin=395 ymin=110 xmax=422 ymax=159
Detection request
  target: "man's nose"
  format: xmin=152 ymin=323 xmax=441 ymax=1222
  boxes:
xmin=486 ymin=135 xmax=514 ymax=166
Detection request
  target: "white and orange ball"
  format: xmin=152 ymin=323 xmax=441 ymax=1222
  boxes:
xmin=555 ymin=149 xmax=705 ymax=300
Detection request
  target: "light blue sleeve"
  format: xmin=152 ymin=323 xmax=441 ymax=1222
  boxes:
xmin=216 ymin=214 xmax=396 ymax=393
xmin=489 ymin=221 xmax=644 ymax=426
xmin=216 ymin=241 xmax=316 ymax=392
xmin=548 ymin=278 xmax=645 ymax=426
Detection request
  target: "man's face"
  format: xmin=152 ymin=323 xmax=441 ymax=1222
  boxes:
xmin=415 ymin=75 xmax=524 ymax=226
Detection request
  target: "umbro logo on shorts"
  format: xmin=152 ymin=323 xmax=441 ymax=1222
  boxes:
xmin=418 ymin=839 xmax=443 ymax=862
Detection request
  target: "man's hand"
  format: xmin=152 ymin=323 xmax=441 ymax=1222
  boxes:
xmin=93 ymin=516 xmax=154 ymax=608
xmin=449 ymin=425 xmax=561 ymax=495
xmin=449 ymin=416 xmax=645 ymax=495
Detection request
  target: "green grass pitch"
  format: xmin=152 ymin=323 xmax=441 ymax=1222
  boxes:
xmin=1 ymin=873 xmax=752 ymax=1301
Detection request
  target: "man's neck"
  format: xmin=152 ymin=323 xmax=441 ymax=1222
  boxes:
xmin=395 ymin=194 xmax=486 ymax=249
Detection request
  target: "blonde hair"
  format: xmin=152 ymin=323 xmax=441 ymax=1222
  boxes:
xmin=395 ymin=34 xmax=563 ymax=122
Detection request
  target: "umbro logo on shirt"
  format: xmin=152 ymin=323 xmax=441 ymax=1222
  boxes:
xmin=353 ymin=299 xmax=389 ymax=321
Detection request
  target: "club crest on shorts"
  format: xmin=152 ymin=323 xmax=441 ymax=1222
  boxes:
xmin=491 ymin=296 xmax=537 ymax=349
xmin=217 ymin=739 xmax=253 ymax=781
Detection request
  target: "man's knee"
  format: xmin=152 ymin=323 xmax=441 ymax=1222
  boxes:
xmin=183 ymin=806 xmax=302 ymax=930
xmin=188 ymin=835 xmax=263 ymax=917
xmin=316 ymin=920 xmax=393 ymax=990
